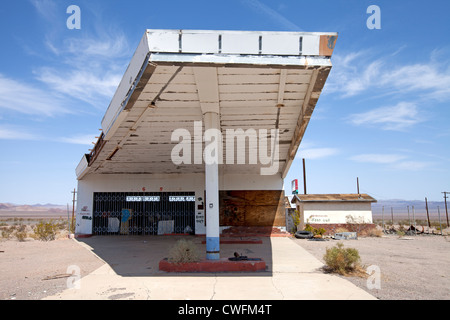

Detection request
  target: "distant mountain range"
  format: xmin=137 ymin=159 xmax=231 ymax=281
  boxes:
xmin=0 ymin=203 xmax=66 ymax=212
xmin=372 ymin=199 xmax=446 ymax=211
xmin=1 ymin=199 xmax=448 ymax=218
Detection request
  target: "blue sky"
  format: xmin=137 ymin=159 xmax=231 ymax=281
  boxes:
xmin=0 ymin=0 xmax=449 ymax=204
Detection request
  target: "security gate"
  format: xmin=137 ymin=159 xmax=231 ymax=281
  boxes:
xmin=92 ymin=192 xmax=196 ymax=235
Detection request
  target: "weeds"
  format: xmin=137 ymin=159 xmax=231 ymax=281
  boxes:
xmin=15 ymin=225 xmax=27 ymax=242
xmin=323 ymin=242 xmax=366 ymax=277
xmin=304 ymin=224 xmax=326 ymax=237
xmin=33 ymin=220 xmax=59 ymax=241
xmin=359 ymin=227 xmax=383 ymax=237
xmin=291 ymin=210 xmax=301 ymax=233
xmin=1 ymin=227 xmax=14 ymax=239
xmin=168 ymin=239 xmax=201 ymax=263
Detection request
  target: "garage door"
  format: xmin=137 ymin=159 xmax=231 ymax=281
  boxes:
xmin=92 ymin=192 xmax=196 ymax=235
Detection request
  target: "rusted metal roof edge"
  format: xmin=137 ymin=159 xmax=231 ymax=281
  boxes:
xmin=292 ymin=194 xmax=377 ymax=203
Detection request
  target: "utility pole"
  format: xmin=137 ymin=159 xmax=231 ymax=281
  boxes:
xmin=71 ymin=188 xmax=77 ymax=234
xmin=302 ymin=158 xmax=307 ymax=195
xmin=425 ymin=197 xmax=431 ymax=231
xmin=442 ymin=192 xmax=449 ymax=227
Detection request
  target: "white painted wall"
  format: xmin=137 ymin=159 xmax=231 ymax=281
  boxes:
xmin=76 ymin=172 xmax=283 ymax=235
xmin=298 ymin=202 xmax=374 ymax=224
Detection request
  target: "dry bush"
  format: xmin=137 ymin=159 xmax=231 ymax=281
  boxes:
xmin=33 ymin=220 xmax=59 ymax=241
xmin=168 ymin=239 xmax=201 ymax=263
xmin=359 ymin=227 xmax=383 ymax=237
xmin=15 ymin=224 xmax=28 ymax=241
xmin=335 ymin=227 xmax=350 ymax=233
xmin=323 ymin=243 xmax=366 ymax=277
xmin=1 ymin=226 xmax=14 ymax=239
xmin=291 ymin=210 xmax=301 ymax=233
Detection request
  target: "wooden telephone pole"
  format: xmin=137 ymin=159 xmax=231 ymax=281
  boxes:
xmin=71 ymin=188 xmax=77 ymax=233
xmin=425 ymin=197 xmax=431 ymax=229
xmin=442 ymin=192 xmax=449 ymax=227
xmin=302 ymin=158 xmax=307 ymax=195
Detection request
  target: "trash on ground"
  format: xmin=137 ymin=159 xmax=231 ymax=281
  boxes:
xmin=334 ymin=232 xmax=358 ymax=240
xmin=228 ymin=252 xmax=262 ymax=261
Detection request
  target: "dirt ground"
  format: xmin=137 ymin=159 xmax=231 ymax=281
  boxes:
xmin=0 ymin=237 xmax=103 ymax=300
xmin=293 ymin=234 xmax=450 ymax=300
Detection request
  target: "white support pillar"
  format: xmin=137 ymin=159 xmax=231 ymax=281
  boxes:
xmin=204 ymin=112 xmax=220 ymax=260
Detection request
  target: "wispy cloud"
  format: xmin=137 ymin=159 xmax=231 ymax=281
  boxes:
xmin=327 ymin=49 xmax=450 ymax=101
xmin=30 ymin=0 xmax=59 ymax=23
xmin=29 ymin=0 xmax=132 ymax=110
xmin=35 ymin=68 xmax=123 ymax=108
xmin=59 ymin=134 xmax=98 ymax=146
xmin=391 ymin=161 xmax=432 ymax=171
xmin=35 ymin=31 xmax=131 ymax=108
xmin=350 ymin=154 xmax=407 ymax=164
xmin=350 ymin=153 xmax=433 ymax=171
xmin=0 ymin=125 xmax=40 ymax=141
xmin=0 ymin=74 xmax=70 ymax=117
xmin=241 ymin=0 xmax=302 ymax=31
xmin=347 ymin=102 xmax=423 ymax=131
xmin=297 ymin=144 xmax=339 ymax=160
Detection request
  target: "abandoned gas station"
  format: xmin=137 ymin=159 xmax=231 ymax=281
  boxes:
xmin=75 ymin=29 xmax=337 ymax=260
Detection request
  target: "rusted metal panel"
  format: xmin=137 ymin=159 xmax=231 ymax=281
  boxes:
xmin=319 ymin=35 xmax=338 ymax=56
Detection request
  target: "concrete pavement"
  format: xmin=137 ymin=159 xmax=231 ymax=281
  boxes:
xmin=44 ymin=236 xmax=376 ymax=300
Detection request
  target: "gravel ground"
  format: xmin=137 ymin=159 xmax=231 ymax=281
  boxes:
xmin=0 ymin=237 xmax=103 ymax=300
xmin=293 ymin=234 xmax=450 ymax=300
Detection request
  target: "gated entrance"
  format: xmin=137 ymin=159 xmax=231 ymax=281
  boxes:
xmin=92 ymin=192 xmax=196 ymax=235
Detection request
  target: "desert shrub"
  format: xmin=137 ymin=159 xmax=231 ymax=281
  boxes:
xmin=304 ymin=224 xmax=326 ymax=237
xmin=304 ymin=224 xmax=314 ymax=233
xmin=359 ymin=227 xmax=383 ymax=237
xmin=15 ymin=224 xmax=28 ymax=241
xmin=345 ymin=215 xmax=371 ymax=234
xmin=33 ymin=220 xmax=59 ymax=241
xmin=335 ymin=227 xmax=350 ymax=233
xmin=314 ymin=227 xmax=326 ymax=236
xmin=168 ymin=239 xmax=201 ymax=263
xmin=291 ymin=210 xmax=301 ymax=233
xmin=323 ymin=243 xmax=362 ymax=276
xmin=1 ymin=227 xmax=14 ymax=239
xmin=397 ymin=230 xmax=405 ymax=238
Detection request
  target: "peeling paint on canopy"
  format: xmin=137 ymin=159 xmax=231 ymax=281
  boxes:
xmin=76 ymin=29 xmax=337 ymax=180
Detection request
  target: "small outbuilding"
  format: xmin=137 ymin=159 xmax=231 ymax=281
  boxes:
xmin=291 ymin=194 xmax=377 ymax=231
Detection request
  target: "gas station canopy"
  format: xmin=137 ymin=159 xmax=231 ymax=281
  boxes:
xmin=76 ymin=29 xmax=337 ymax=180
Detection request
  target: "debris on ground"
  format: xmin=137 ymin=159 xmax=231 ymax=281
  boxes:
xmin=405 ymin=225 xmax=424 ymax=236
xmin=42 ymin=274 xmax=72 ymax=281
xmin=228 ymin=252 xmax=262 ymax=261
xmin=334 ymin=232 xmax=358 ymax=240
